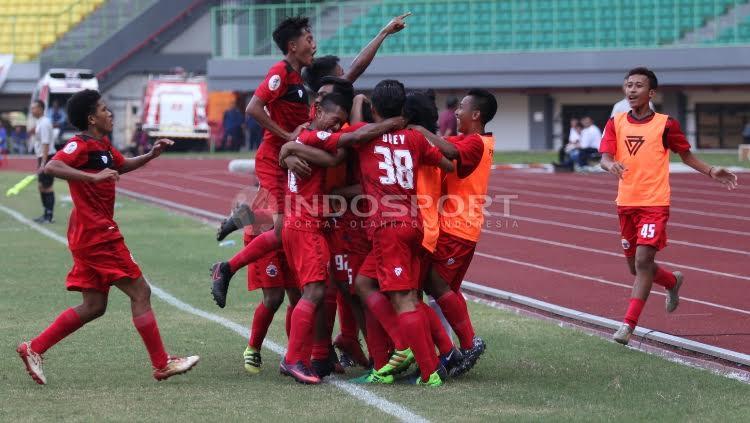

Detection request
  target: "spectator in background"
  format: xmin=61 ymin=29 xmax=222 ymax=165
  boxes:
xmin=131 ymin=123 xmax=151 ymax=156
xmin=742 ymin=122 xmax=750 ymax=144
xmin=47 ymin=100 xmax=67 ymax=144
xmin=245 ymin=113 xmax=262 ymax=151
xmin=557 ymin=117 xmax=583 ymax=169
xmin=573 ymin=116 xmax=602 ymax=168
xmin=0 ymin=122 xmax=8 ymax=154
xmin=10 ymin=125 xmax=27 ymax=154
xmin=439 ymin=96 xmax=458 ymax=136
xmin=222 ymin=100 xmax=245 ymax=151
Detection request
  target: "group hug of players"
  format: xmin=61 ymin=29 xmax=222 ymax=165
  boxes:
xmin=17 ymin=13 xmax=737 ymax=387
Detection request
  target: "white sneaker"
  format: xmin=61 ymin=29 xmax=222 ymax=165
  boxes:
xmin=613 ymin=324 xmax=634 ymax=345
xmin=17 ymin=341 xmax=46 ymax=385
xmin=153 ymin=355 xmax=200 ymax=381
xmin=666 ymin=271 xmax=684 ymax=313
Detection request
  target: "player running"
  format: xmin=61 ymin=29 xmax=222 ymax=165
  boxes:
xmin=17 ymin=89 xmax=199 ymax=385
xmin=599 ymin=67 xmax=738 ymax=345
xmin=210 ymin=16 xmax=315 ymax=309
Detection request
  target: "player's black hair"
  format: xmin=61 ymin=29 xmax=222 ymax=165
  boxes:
xmin=67 ymin=89 xmax=101 ymax=131
xmin=405 ymin=90 xmax=439 ymax=134
xmin=318 ymin=92 xmax=350 ymax=116
xmin=319 ymin=76 xmax=353 ymax=110
xmin=302 ymin=55 xmax=340 ymax=92
xmin=371 ymin=79 xmax=405 ymax=119
xmin=626 ymin=67 xmax=658 ymax=90
xmin=32 ymin=100 xmax=45 ymax=111
xmin=272 ymin=16 xmax=311 ymax=55
xmin=466 ymin=88 xmax=498 ymax=125
xmin=361 ymin=101 xmax=374 ymax=123
xmin=446 ymin=96 xmax=458 ymax=109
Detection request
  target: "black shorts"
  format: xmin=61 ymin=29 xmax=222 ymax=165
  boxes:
xmin=37 ymin=156 xmax=54 ymax=188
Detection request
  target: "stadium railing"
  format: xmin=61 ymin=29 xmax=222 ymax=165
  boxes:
xmin=210 ymin=0 xmax=750 ymax=58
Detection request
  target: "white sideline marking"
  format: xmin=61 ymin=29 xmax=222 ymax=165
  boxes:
xmin=120 ymin=176 xmax=227 ymax=200
xmin=472 ymin=251 xmax=750 ymax=316
xmin=460 ymin=281 xmax=750 ymax=368
xmin=0 ymin=203 xmax=429 ymax=423
xmin=482 ymin=229 xmax=750 ymax=282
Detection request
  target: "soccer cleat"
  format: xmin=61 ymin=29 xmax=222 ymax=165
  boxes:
xmin=613 ymin=324 xmax=634 ymax=345
xmin=153 ymin=355 xmax=200 ymax=381
xmin=243 ymin=346 xmax=262 ymax=374
xmin=280 ymin=360 xmax=321 ymax=385
xmin=440 ymin=347 xmax=465 ymax=378
xmin=17 ymin=341 xmax=46 ymax=385
xmin=458 ymin=336 xmax=487 ymax=375
xmin=311 ymin=358 xmax=335 ymax=379
xmin=375 ymin=348 xmax=414 ymax=376
xmin=414 ymin=365 xmax=447 ymax=387
xmin=333 ymin=334 xmax=370 ymax=368
xmin=350 ymin=369 xmax=394 ymax=385
xmin=665 ymin=271 xmax=684 ymax=313
xmin=216 ymin=204 xmax=255 ymax=242
xmin=33 ymin=216 xmax=53 ymax=224
xmin=210 ymin=262 xmax=234 ymax=308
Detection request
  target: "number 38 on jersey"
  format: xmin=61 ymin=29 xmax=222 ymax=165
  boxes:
xmin=375 ymin=146 xmax=414 ymax=189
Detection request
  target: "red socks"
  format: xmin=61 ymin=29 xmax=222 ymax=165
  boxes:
xmin=437 ymin=291 xmax=475 ymax=350
xmin=228 ymin=230 xmax=282 ymax=273
xmin=399 ymin=310 xmax=439 ymax=382
xmin=364 ymin=309 xmax=393 ymax=369
xmin=30 ymin=308 xmax=83 ymax=354
xmin=365 ymin=292 xmax=406 ymax=350
xmin=285 ymin=299 xmax=316 ymax=364
xmin=285 ymin=304 xmax=294 ymax=338
xmin=419 ymin=302 xmax=453 ymax=356
xmin=624 ymin=298 xmax=646 ymax=329
xmin=249 ymin=303 xmax=275 ymax=350
xmin=653 ymin=266 xmax=677 ymax=290
xmin=337 ymin=291 xmax=359 ymax=341
xmin=132 ymin=309 xmax=169 ymax=370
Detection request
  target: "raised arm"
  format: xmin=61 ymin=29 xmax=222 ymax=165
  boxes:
xmin=409 ymin=124 xmax=458 ymax=160
xmin=344 ymin=13 xmax=410 ymax=83
xmin=349 ymin=94 xmax=369 ymax=125
xmin=119 ymin=139 xmax=173 ymax=174
xmin=336 ymin=117 xmax=406 ymax=148
xmin=678 ymin=150 xmax=738 ymax=190
xmin=280 ymin=142 xmax=347 ymax=168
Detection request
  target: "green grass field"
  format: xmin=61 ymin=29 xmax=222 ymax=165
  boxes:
xmin=1 ymin=171 xmax=748 ymax=422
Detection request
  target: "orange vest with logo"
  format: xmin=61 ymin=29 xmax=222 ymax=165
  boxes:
xmin=417 ymin=165 xmax=442 ymax=252
xmin=440 ymin=134 xmax=494 ymax=242
xmin=614 ymin=112 xmax=670 ymax=206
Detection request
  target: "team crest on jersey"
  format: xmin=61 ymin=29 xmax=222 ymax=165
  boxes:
xmin=447 ymin=257 xmax=455 ymax=265
xmin=625 ymin=135 xmax=645 ymax=156
xmin=266 ymin=264 xmax=278 ymax=277
xmin=101 ymin=155 xmax=108 ymax=164
xmin=298 ymin=89 xmax=303 ymax=98
xmin=268 ymin=75 xmax=281 ymax=91
xmin=621 ymin=239 xmax=631 ymax=250
xmin=394 ymin=267 xmax=403 ymax=277
xmin=63 ymin=141 xmax=78 ymax=154
xmin=317 ymin=131 xmax=331 ymax=140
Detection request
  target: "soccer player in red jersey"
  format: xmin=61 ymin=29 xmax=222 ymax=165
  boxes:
xmin=210 ymin=16 xmax=316 ymax=308
xmin=275 ymin=93 xmax=405 ymax=384
xmin=16 ymin=90 xmax=199 ymax=385
xmin=347 ymin=80 xmax=455 ymax=386
xmin=599 ymin=68 xmax=738 ymax=344
xmin=420 ymin=89 xmax=497 ymax=375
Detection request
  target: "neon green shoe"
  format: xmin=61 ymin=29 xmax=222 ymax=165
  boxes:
xmin=375 ymin=348 xmax=414 ymax=376
xmin=243 ymin=346 xmax=262 ymax=374
xmin=350 ymin=369 xmax=394 ymax=385
xmin=415 ymin=370 xmax=444 ymax=387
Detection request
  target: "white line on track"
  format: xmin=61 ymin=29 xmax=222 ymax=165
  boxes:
xmin=119 ymin=176 xmax=228 ymax=200
xmin=137 ymin=171 xmax=250 ymax=189
xmin=481 ymin=229 xmax=750 ymax=281
xmin=471 ymin=251 xmax=750 ymax=316
xmin=490 ymin=212 xmax=750 ymax=256
xmin=0 ymin=203 xmax=429 ymax=423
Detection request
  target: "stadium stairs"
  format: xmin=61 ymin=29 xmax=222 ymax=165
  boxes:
xmin=679 ymin=1 xmax=750 ymax=44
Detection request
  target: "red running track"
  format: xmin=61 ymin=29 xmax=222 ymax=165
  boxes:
xmin=4 ymin=157 xmax=748 ymax=355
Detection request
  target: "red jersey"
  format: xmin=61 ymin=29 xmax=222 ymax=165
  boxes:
xmin=448 ymin=134 xmax=485 ymax=178
xmin=51 ymin=134 xmax=126 ymax=251
xmin=354 ymin=128 xmax=444 ymax=230
xmin=283 ymin=128 xmax=339 ymax=232
xmin=254 ymin=60 xmax=310 ymax=147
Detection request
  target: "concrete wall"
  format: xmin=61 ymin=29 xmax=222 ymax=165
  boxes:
xmin=160 ymin=11 xmax=212 ymax=55
xmin=103 ymin=74 xmax=150 ymax=149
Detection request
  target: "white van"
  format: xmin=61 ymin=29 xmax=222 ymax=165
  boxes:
xmin=31 ymin=68 xmax=99 ymax=147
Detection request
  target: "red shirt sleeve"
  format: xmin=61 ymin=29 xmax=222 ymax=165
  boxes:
xmin=599 ymin=117 xmax=617 ymax=155
xmin=254 ymin=62 xmax=288 ymax=104
xmin=665 ymin=118 xmax=691 ymax=153
xmin=110 ymin=144 xmax=126 ymax=169
xmin=301 ymin=129 xmax=339 ymax=155
xmin=328 ymin=122 xmax=367 ymax=151
xmin=415 ymin=132 xmax=444 ymax=167
xmin=450 ymin=134 xmax=485 ymax=178
xmin=52 ymin=138 xmax=88 ymax=168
